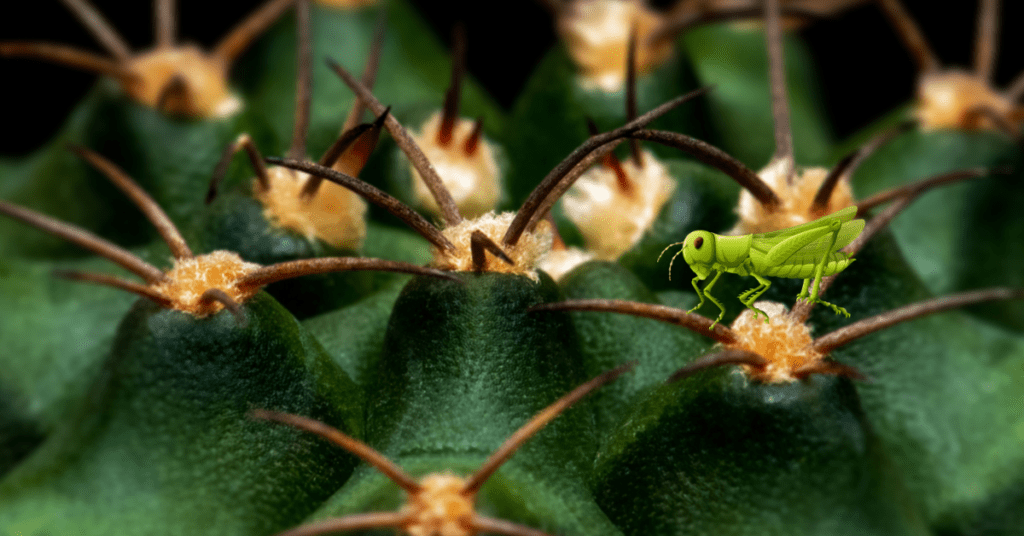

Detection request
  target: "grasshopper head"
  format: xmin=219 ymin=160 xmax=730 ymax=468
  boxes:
xmin=682 ymin=230 xmax=715 ymax=278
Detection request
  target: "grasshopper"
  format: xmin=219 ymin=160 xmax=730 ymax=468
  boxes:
xmin=661 ymin=206 xmax=865 ymax=327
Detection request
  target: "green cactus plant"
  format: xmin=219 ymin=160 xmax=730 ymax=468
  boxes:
xmin=2 ymin=1 xmax=1024 ymax=536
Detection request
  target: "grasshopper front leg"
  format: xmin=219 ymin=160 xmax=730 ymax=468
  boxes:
xmin=689 ymin=271 xmax=725 ymax=329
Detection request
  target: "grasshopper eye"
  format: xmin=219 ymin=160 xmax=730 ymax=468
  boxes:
xmin=694 ymin=236 xmax=704 ymax=249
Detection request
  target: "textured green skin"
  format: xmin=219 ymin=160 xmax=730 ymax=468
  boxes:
xmin=594 ymin=367 xmax=929 ymax=536
xmin=235 ymin=1 xmax=506 ymax=162
xmin=303 ymin=272 xmax=622 ymax=536
xmin=502 ymin=43 xmax=703 ymax=210
xmin=682 ymin=24 xmax=834 ymax=169
xmin=849 ymin=127 xmax=1024 ymax=332
xmin=0 ymin=293 xmax=363 ymax=536
xmin=558 ymin=261 xmax=715 ymax=435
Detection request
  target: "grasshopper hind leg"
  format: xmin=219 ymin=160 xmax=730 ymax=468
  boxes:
xmin=800 ymin=277 xmax=851 ymax=317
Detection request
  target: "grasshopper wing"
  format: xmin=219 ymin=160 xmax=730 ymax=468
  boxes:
xmin=751 ymin=207 xmax=864 ymax=264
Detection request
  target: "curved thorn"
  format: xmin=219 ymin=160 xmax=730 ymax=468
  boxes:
xmin=627 ymin=129 xmax=781 ymax=208
xmin=0 ymin=200 xmax=165 ymax=283
xmin=470 ymin=516 xmax=558 ymax=536
xmin=288 ymin=0 xmax=312 ymax=161
xmin=876 ymin=0 xmax=941 ymax=73
xmin=812 ymin=288 xmax=1024 ymax=354
xmin=505 ymin=87 xmax=712 ymax=247
xmin=587 ymin=119 xmax=631 ymax=194
xmin=250 ymin=409 xmax=420 ymax=493
xmin=70 ymin=145 xmax=192 ymax=259
xmin=765 ymin=0 xmax=794 ymax=184
xmin=238 ymin=257 xmax=460 ymax=290
xmin=0 ymin=41 xmax=126 ymax=78
xmin=438 ymin=22 xmax=467 ymax=147
xmin=214 ymin=0 xmax=296 ymax=65
xmin=856 ymin=167 xmax=1007 ymax=214
xmin=470 ymin=230 xmax=514 ymax=272
xmin=59 ymin=0 xmax=132 ymax=61
xmin=155 ymin=0 xmax=176 ymax=49
xmin=464 ymin=117 xmax=484 ymax=156
xmin=463 ymin=362 xmax=635 ymax=495
xmin=271 ymin=513 xmax=409 ymax=536
xmin=666 ymin=349 xmax=768 ymax=384
xmin=341 ymin=12 xmax=386 ymax=134
xmin=810 ymin=120 xmax=915 ymax=214
xmin=524 ymin=138 xmax=624 ymax=234
xmin=326 ymin=56 xmax=464 ymax=226
xmin=266 ymin=157 xmax=454 ymax=251
xmin=529 ymin=299 xmax=738 ymax=345
xmin=207 ymin=134 xmax=269 ymax=204
xmin=52 ymin=269 xmax=171 ymax=307
xmin=973 ymin=0 xmax=1000 ymax=82
xmin=198 ymin=288 xmax=245 ymax=325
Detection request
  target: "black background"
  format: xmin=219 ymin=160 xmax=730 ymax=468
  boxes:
xmin=1 ymin=0 xmax=1022 ymax=157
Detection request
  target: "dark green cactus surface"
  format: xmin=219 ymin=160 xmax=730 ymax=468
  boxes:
xmin=2 ymin=1 xmax=1024 ymax=536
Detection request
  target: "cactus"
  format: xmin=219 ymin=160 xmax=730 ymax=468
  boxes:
xmin=2 ymin=1 xmax=1024 ymax=535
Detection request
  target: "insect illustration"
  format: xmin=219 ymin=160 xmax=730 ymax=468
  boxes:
xmin=660 ymin=206 xmax=865 ymax=327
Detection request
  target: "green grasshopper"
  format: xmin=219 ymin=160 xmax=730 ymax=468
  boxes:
xmin=660 ymin=206 xmax=865 ymax=328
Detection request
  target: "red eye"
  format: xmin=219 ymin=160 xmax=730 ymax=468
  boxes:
xmin=694 ymin=236 xmax=704 ymax=249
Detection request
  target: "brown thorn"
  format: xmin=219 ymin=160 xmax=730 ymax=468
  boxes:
xmin=0 ymin=200 xmax=165 ymax=283
xmin=266 ymin=157 xmax=454 ymax=251
xmin=59 ymin=0 xmax=132 ymax=61
xmin=341 ymin=12 xmax=386 ymax=134
xmin=649 ymin=6 xmax=824 ymax=46
xmin=876 ymin=0 xmax=941 ymax=74
xmin=587 ymin=119 xmax=632 ymax=195
xmin=0 ymin=41 xmax=126 ymax=78
xmin=198 ymin=288 xmax=245 ymax=325
xmin=791 ymin=360 xmax=868 ymax=381
xmin=214 ymin=0 xmax=296 ymax=65
xmin=327 ymin=56 xmax=464 ymax=226
xmin=855 ymin=167 xmax=1006 ymax=214
xmin=155 ymin=0 xmax=176 ymax=49
xmin=272 ymin=513 xmax=410 ymax=536
xmin=505 ymin=87 xmax=712 ymax=247
xmin=765 ymin=0 xmax=794 ymax=183
xmin=524 ymin=139 xmax=625 ymax=234
xmin=666 ymin=349 xmax=768 ymax=384
xmin=156 ymin=73 xmax=191 ymax=115
xmin=627 ymin=129 xmax=782 ymax=209
xmin=438 ymin=22 xmax=467 ymax=147
xmin=625 ymin=23 xmax=642 ymax=166
xmin=470 ymin=516 xmax=558 ymax=536
xmin=790 ymin=167 xmax=1008 ymax=322
xmin=52 ymin=269 xmax=171 ymax=307
xmin=966 ymin=105 xmax=1021 ymax=139
xmin=1007 ymin=67 xmax=1024 ymax=102
xmin=974 ymin=0 xmax=1000 ymax=82
xmin=810 ymin=120 xmax=915 ymax=215
xmin=318 ymin=124 xmax=373 ymax=169
xmin=239 ymin=257 xmax=460 ymax=290
xmin=462 ymin=362 xmax=635 ymax=495
xmin=464 ymin=117 xmax=484 ymax=156
xmin=288 ymin=0 xmax=313 ymax=161
xmin=340 ymin=108 xmax=388 ymax=176
xmin=250 ymin=409 xmax=420 ymax=493
xmin=812 ymin=288 xmax=1024 ymax=354
xmin=70 ymin=145 xmax=192 ymax=259
xmin=206 ymin=134 xmax=269 ymax=204
xmin=529 ymin=299 xmax=738 ymax=345
xmin=470 ymin=230 xmax=514 ymax=272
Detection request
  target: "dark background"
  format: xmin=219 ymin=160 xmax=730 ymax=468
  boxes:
xmin=2 ymin=0 xmax=1022 ymax=157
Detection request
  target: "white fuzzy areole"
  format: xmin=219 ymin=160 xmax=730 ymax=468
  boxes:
xmin=538 ymin=246 xmax=596 ymax=281
xmin=731 ymin=159 xmax=855 ymax=235
xmin=562 ymin=149 xmax=675 ymax=260
xmin=124 ymin=46 xmax=241 ymax=118
xmin=558 ymin=0 xmax=673 ymax=92
xmin=727 ymin=301 xmax=823 ymax=383
xmin=401 ymin=473 xmax=475 ymax=536
xmin=431 ymin=212 xmax=553 ymax=281
xmin=409 ymin=112 xmax=502 ymax=220
xmin=255 ymin=167 xmax=368 ymax=251
xmin=150 ymin=251 xmax=262 ymax=317
xmin=917 ymin=69 xmax=1024 ymax=132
